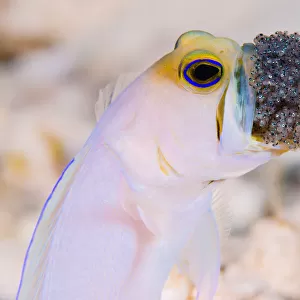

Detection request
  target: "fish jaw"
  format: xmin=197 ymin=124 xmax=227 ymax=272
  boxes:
xmin=217 ymin=42 xmax=285 ymax=163
xmin=219 ymin=38 xmax=296 ymax=157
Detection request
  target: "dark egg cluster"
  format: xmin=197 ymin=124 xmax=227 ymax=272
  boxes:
xmin=250 ymin=31 xmax=300 ymax=149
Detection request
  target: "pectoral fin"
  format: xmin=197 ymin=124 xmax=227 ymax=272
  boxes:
xmin=95 ymin=72 xmax=141 ymax=121
xmin=178 ymin=208 xmax=220 ymax=300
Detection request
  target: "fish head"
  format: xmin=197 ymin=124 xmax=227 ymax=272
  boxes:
xmin=102 ymin=31 xmax=296 ymax=185
xmin=144 ymin=31 xmax=278 ymax=181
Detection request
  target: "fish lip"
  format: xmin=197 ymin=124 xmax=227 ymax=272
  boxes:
xmin=216 ymin=44 xmax=257 ymax=152
xmin=236 ymin=43 xmax=275 ymax=152
xmin=237 ymin=43 xmax=257 ymax=138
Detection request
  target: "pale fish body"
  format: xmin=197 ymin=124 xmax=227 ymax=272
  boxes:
xmin=17 ymin=31 xmax=284 ymax=300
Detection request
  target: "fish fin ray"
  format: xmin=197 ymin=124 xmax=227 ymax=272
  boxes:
xmin=95 ymin=72 xmax=141 ymax=121
xmin=178 ymin=208 xmax=220 ymax=300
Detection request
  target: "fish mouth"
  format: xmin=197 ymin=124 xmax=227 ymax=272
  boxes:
xmin=235 ymin=43 xmax=257 ymax=140
xmin=218 ymin=32 xmax=300 ymax=155
xmin=217 ymin=43 xmax=259 ymax=154
xmin=248 ymin=32 xmax=300 ymax=151
xmin=236 ymin=43 xmax=277 ymax=153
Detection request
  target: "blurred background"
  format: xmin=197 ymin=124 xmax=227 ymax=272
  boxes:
xmin=1 ymin=0 xmax=300 ymax=299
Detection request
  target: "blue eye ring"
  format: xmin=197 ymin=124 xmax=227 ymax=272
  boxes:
xmin=183 ymin=59 xmax=223 ymax=88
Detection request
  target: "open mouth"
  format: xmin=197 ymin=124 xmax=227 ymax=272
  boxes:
xmin=235 ymin=43 xmax=257 ymax=139
xmin=216 ymin=43 xmax=258 ymax=153
xmin=248 ymin=31 xmax=300 ymax=150
xmin=217 ymin=31 xmax=300 ymax=154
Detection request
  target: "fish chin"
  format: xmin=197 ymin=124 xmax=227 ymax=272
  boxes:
xmin=238 ymin=43 xmax=257 ymax=138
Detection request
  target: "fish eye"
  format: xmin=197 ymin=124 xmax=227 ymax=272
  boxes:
xmin=179 ymin=51 xmax=224 ymax=93
xmin=184 ymin=59 xmax=223 ymax=88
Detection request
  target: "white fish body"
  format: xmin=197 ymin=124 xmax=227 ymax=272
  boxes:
xmin=17 ymin=31 xmax=281 ymax=300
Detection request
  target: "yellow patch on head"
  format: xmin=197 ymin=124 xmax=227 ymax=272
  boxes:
xmin=150 ymin=30 xmax=241 ymax=95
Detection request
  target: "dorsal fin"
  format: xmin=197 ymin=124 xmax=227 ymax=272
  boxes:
xmin=95 ymin=72 xmax=141 ymax=121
